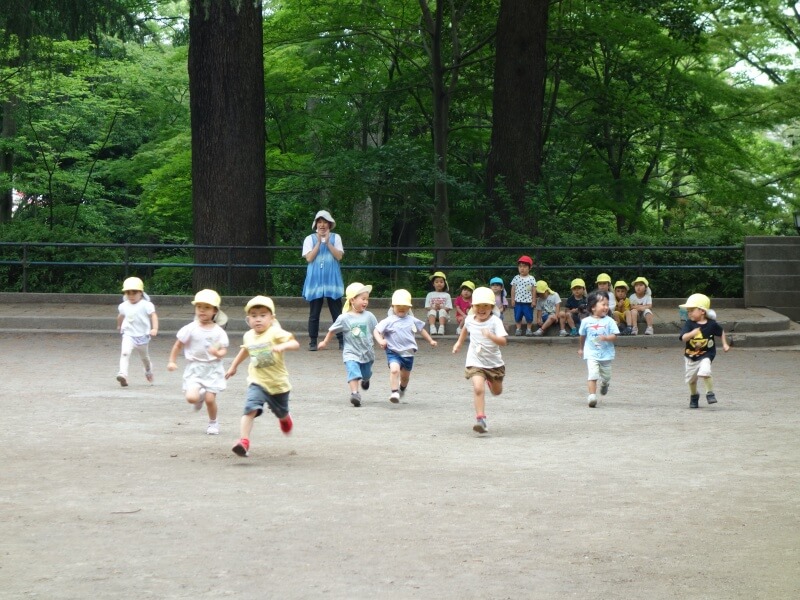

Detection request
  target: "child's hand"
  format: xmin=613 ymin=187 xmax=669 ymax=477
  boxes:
xmin=577 ymin=348 xmax=583 ymax=357
xmin=208 ymin=345 xmax=224 ymax=358
xmin=723 ymin=342 xmax=730 ymax=352
xmin=150 ymin=328 xmax=158 ymax=337
xmin=429 ymin=339 xmax=438 ymax=348
xmin=317 ymin=340 xmax=327 ymax=350
xmin=272 ymin=343 xmax=286 ymax=354
xmin=452 ymin=341 xmax=461 ymax=354
xmin=224 ymin=366 xmax=237 ymax=379
xmin=378 ymin=339 xmax=387 ymax=350
xmin=167 ymin=361 xmax=177 ymax=372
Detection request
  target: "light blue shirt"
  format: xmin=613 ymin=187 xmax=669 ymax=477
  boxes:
xmin=579 ymin=315 xmax=619 ymax=361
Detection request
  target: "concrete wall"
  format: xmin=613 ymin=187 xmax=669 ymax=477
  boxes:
xmin=745 ymin=236 xmax=800 ymax=321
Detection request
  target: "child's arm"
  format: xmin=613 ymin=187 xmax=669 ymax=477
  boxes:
xmin=116 ymin=313 xmax=124 ymax=331
xmin=317 ymin=329 xmax=335 ymax=350
xmin=721 ymin=330 xmax=730 ymax=352
xmin=208 ymin=344 xmax=227 ymax=359
xmin=273 ymin=336 xmax=300 ymax=353
xmin=578 ymin=335 xmax=585 ymax=357
xmin=167 ymin=340 xmax=184 ymax=371
xmin=452 ymin=326 xmax=468 ymax=353
xmin=483 ymin=328 xmax=507 ymax=347
xmin=420 ymin=328 xmax=438 ymax=347
xmin=680 ymin=327 xmax=701 ymax=342
xmin=224 ymin=347 xmax=249 ymax=378
xmin=509 ymin=285 xmax=516 ymax=307
xmin=149 ymin=312 xmax=159 ymax=337
xmin=373 ymin=328 xmax=388 ymax=350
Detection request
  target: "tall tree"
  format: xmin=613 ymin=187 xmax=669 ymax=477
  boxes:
xmin=188 ymin=0 xmax=266 ymax=292
xmin=486 ymin=0 xmax=549 ymax=238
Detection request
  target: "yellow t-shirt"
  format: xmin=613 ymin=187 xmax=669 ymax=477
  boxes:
xmin=242 ymin=326 xmax=294 ymax=394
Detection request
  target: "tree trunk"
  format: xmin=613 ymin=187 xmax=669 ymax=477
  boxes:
xmin=0 ymin=99 xmax=17 ymax=222
xmin=486 ymin=0 xmax=549 ymax=239
xmin=189 ymin=0 xmax=266 ymax=293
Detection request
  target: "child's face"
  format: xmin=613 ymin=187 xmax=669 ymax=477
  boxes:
xmin=432 ymin=277 xmax=446 ymax=291
xmin=597 ymin=282 xmax=610 ymax=293
xmin=591 ymin=296 xmax=609 ymax=317
xmin=615 ymin=287 xmax=627 ymax=299
xmin=461 ymin=288 xmax=472 ymax=299
xmin=247 ymin=306 xmax=274 ymax=333
xmin=688 ymin=307 xmax=706 ymax=322
xmin=124 ymin=290 xmax=142 ymax=303
xmin=350 ymin=292 xmax=369 ymax=313
xmin=393 ymin=305 xmax=410 ymax=317
xmin=473 ymin=303 xmax=494 ymax=321
xmin=491 ymin=284 xmax=502 ymax=293
xmin=194 ymin=302 xmax=218 ymax=324
xmin=571 ymin=286 xmax=585 ymax=298
xmin=517 ymin=262 xmax=530 ymax=275
xmin=634 ymin=283 xmax=646 ymax=296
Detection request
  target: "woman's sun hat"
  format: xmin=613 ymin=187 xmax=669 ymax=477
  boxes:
xmin=312 ymin=210 xmax=336 ymax=230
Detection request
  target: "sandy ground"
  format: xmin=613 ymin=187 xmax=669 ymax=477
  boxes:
xmin=2 ymin=332 xmax=799 ymax=599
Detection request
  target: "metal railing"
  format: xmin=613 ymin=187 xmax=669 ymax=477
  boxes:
xmin=0 ymin=241 xmax=744 ymax=294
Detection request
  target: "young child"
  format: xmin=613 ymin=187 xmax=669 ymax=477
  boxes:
xmin=454 ymin=281 xmax=475 ymax=335
xmin=167 ymin=289 xmax=229 ymax=435
xmin=679 ymin=293 xmax=730 ymax=409
xmin=595 ymin=273 xmax=616 ymax=314
xmin=509 ymin=255 xmax=536 ymax=336
xmin=225 ymin=296 xmax=299 ymax=457
xmin=318 ymin=282 xmax=378 ymax=407
xmin=374 ymin=289 xmax=438 ymax=403
xmin=116 ymin=276 xmax=158 ymax=387
xmin=425 ymin=271 xmax=452 ymax=335
xmin=452 ymin=287 xmax=508 ymax=434
xmin=628 ymin=276 xmax=654 ymax=335
xmin=612 ymin=281 xmax=632 ymax=333
xmin=532 ymin=280 xmax=561 ymax=336
xmin=578 ymin=291 xmax=620 ymax=408
xmin=489 ymin=277 xmax=508 ymax=319
xmin=559 ymin=278 xmax=588 ymax=337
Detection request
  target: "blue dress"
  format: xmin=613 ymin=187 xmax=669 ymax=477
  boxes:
xmin=302 ymin=232 xmax=344 ymax=301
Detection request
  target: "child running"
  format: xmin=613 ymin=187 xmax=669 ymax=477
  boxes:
xmin=578 ymin=291 xmax=620 ymax=408
xmin=167 ymin=289 xmax=229 ymax=435
xmin=116 ymin=276 xmax=158 ymax=386
xmin=225 ymin=296 xmax=299 ymax=457
xmin=318 ymin=282 xmax=378 ymax=407
xmin=679 ymin=293 xmax=730 ymax=409
xmin=452 ymin=287 xmax=508 ymax=434
xmin=374 ymin=289 xmax=438 ymax=403
xmin=454 ymin=280 xmax=475 ymax=335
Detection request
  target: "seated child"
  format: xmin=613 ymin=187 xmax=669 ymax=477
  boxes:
xmin=612 ymin=280 xmax=631 ymax=333
xmin=559 ymin=278 xmax=588 ymax=337
xmin=425 ymin=271 xmax=452 ymax=335
xmin=627 ymin=276 xmax=654 ymax=335
xmin=454 ymin=281 xmax=475 ymax=335
xmin=489 ymin=277 xmax=508 ymax=319
xmin=595 ymin=273 xmax=616 ymax=313
xmin=532 ymin=280 xmax=561 ymax=336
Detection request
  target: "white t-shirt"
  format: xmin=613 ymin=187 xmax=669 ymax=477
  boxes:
xmin=118 ymin=299 xmax=156 ymax=338
xmin=175 ymin=321 xmax=229 ymax=362
xmin=425 ymin=291 xmax=452 ymax=310
xmin=464 ymin=313 xmax=507 ymax=368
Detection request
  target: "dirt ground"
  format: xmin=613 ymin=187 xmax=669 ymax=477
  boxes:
xmin=2 ymin=332 xmax=799 ymax=599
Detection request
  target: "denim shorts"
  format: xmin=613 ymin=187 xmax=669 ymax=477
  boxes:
xmin=345 ymin=360 xmax=373 ymax=382
xmin=243 ymin=383 xmax=290 ymax=419
xmin=385 ymin=349 xmax=415 ymax=372
xmin=514 ymin=304 xmax=533 ymax=323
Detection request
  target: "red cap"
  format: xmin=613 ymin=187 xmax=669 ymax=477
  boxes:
xmin=517 ymin=255 xmax=533 ymax=266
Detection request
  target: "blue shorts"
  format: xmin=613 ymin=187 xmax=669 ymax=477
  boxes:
xmin=243 ymin=383 xmax=290 ymax=419
xmin=345 ymin=360 xmax=373 ymax=383
xmin=385 ymin=349 xmax=414 ymax=372
xmin=514 ymin=304 xmax=533 ymax=323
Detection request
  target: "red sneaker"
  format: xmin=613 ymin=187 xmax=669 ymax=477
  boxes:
xmin=232 ymin=439 xmax=250 ymax=457
xmin=279 ymin=414 xmax=293 ymax=435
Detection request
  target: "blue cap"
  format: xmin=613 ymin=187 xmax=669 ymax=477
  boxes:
xmin=489 ymin=277 xmax=504 ymax=286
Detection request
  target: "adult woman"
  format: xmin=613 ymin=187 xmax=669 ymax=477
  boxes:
xmin=302 ymin=210 xmax=345 ymax=351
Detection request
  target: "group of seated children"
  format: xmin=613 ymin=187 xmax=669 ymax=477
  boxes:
xmin=426 ymin=259 xmax=656 ymax=337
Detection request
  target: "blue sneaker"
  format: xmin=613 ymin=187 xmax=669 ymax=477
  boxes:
xmin=473 ymin=416 xmax=488 ymax=433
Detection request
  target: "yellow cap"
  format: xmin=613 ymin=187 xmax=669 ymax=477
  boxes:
xmin=570 ymin=278 xmax=586 ymax=289
xmin=244 ymin=295 xmax=275 ymax=315
xmin=614 ymin=280 xmax=629 ymax=290
xmin=429 ymin=271 xmax=447 ymax=281
xmin=596 ymin=273 xmax=612 ymax=284
xmin=632 ymin=276 xmax=649 ymax=287
xmin=535 ymin=280 xmax=551 ymax=294
xmin=343 ymin=282 xmax=372 ymax=312
xmin=391 ymin=289 xmax=413 ymax=307
xmin=122 ymin=277 xmax=144 ymax=292
xmin=192 ymin=289 xmax=221 ymax=308
xmin=680 ymin=293 xmax=711 ymax=310
xmin=460 ymin=281 xmax=475 ymax=291
xmin=472 ymin=287 xmax=495 ymax=306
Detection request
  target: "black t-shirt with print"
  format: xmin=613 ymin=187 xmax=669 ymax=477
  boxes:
xmin=680 ymin=319 xmax=724 ymax=362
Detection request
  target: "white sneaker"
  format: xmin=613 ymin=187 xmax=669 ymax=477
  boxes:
xmin=588 ymin=394 xmax=598 ymax=408
xmin=559 ymin=329 xmax=568 ymax=337
xmin=390 ymin=391 xmax=400 ymax=403
xmin=430 ymin=324 xmax=437 ymax=335
xmin=206 ymin=421 xmax=220 ymax=435
xmin=644 ymin=326 xmax=654 ymax=335
xmin=532 ymin=329 xmax=544 ymax=337
xmin=630 ymin=327 xmax=638 ymax=336
xmin=437 ymin=325 xmax=445 ymax=335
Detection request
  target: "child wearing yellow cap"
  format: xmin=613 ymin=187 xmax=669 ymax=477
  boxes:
xmin=167 ymin=290 xmax=229 ymax=435
xmin=532 ymin=280 xmax=561 ymax=336
xmin=225 ymin=296 xmax=299 ymax=457
xmin=425 ymin=271 xmax=452 ymax=335
xmin=454 ymin=281 xmax=475 ymax=335
xmin=558 ymin=278 xmax=589 ymax=337
xmin=116 ymin=276 xmax=159 ymax=387
xmin=374 ymin=289 xmax=438 ymax=403
xmin=628 ymin=276 xmax=654 ymax=335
